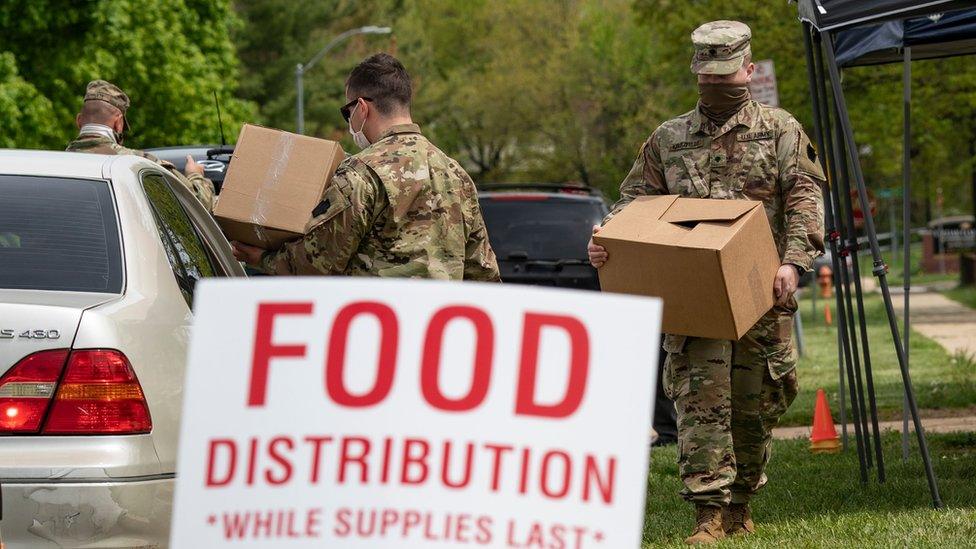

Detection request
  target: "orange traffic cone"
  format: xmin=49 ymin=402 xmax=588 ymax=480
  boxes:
xmin=810 ymin=388 xmax=841 ymax=453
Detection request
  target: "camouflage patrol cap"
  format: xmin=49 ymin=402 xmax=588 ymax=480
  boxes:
xmin=690 ymin=20 xmax=752 ymax=75
xmin=84 ymin=80 xmax=130 ymax=113
xmin=84 ymin=79 xmax=130 ymax=131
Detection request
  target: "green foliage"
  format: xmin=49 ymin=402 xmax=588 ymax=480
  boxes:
xmin=235 ymin=0 xmax=976 ymax=213
xmin=233 ymin=0 xmax=393 ymax=144
xmin=0 ymin=52 xmax=60 ymax=148
xmin=396 ymin=0 xmax=553 ymax=182
xmin=4 ymin=0 xmax=974 ymax=212
xmin=0 ymin=0 xmax=254 ymax=150
xmin=236 ymin=0 xmax=664 ymax=191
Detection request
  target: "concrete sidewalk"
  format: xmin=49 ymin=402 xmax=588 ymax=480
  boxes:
xmin=891 ymin=291 xmax=976 ymax=357
xmin=774 ymin=414 xmax=976 ymax=440
xmin=858 ymin=276 xmax=975 ymax=356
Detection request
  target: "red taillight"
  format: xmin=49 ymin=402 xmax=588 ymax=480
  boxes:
xmin=0 ymin=349 xmax=69 ymax=433
xmin=0 ymin=349 xmax=151 ymax=435
xmin=44 ymin=350 xmax=152 ymax=434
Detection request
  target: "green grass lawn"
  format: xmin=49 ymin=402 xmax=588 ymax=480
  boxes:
xmin=781 ymin=291 xmax=976 ymax=427
xmin=642 ymin=432 xmax=976 ymax=547
xmin=944 ymin=285 xmax=976 ymax=310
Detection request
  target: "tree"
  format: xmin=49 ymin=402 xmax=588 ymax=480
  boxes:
xmin=525 ymin=0 xmax=668 ymax=192
xmin=234 ymin=0 xmax=976 ymax=215
xmin=394 ymin=0 xmax=549 ymax=182
xmin=0 ymin=52 xmax=60 ymax=148
xmin=0 ymin=0 xmax=254 ymax=150
xmin=234 ymin=0 xmax=394 ymax=142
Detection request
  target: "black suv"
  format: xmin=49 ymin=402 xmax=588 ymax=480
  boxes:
xmin=478 ymin=184 xmax=608 ymax=290
xmin=145 ymin=145 xmax=234 ymax=193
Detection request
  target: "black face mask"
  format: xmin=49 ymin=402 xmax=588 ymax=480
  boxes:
xmin=698 ymin=83 xmax=750 ymax=125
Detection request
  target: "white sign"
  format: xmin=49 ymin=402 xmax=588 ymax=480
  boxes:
xmin=171 ymin=279 xmax=661 ymax=548
xmin=750 ymin=59 xmax=779 ymax=107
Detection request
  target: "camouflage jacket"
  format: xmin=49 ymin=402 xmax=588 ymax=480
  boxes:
xmin=608 ymin=100 xmax=825 ymax=272
xmin=259 ymin=124 xmax=501 ymax=281
xmin=66 ymin=133 xmax=216 ymax=210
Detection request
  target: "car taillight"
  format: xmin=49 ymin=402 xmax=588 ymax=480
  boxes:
xmin=44 ymin=349 xmax=152 ymax=434
xmin=0 ymin=349 xmax=69 ymax=433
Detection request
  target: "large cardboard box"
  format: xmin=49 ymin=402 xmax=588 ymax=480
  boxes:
xmin=214 ymin=124 xmax=344 ymax=249
xmin=594 ymin=196 xmax=780 ymax=340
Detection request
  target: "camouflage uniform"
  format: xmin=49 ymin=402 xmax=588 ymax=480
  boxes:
xmin=605 ymin=21 xmax=825 ymax=507
xmin=259 ymin=123 xmax=501 ymax=281
xmin=66 ymin=80 xmax=216 ymax=210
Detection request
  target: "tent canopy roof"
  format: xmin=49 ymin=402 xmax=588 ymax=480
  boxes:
xmin=798 ymin=0 xmax=974 ymax=32
xmin=833 ymin=9 xmax=976 ymax=66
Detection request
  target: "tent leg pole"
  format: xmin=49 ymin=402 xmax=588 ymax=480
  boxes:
xmin=803 ymin=23 xmax=850 ymax=451
xmin=805 ymin=26 xmax=864 ymax=470
xmin=822 ymin=31 xmax=942 ymax=509
xmin=837 ymin=241 xmax=871 ymax=473
xmin=831 ymin=105 xmax=885 ymax=480
xmin=902 ymin=46 xmax=913 ymax=463
xmin=829 ymin=96 xmax=873 ymax=470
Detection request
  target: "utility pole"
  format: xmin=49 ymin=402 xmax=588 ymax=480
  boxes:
xmin=295 ymin=25 xmax=392 ymax=135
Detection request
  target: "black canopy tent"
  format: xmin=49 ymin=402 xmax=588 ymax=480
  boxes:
xmin=832 ymin=3 xmax=976 ymax=480
xmin=797 ymin=0 xmax=976 ymax=509
xmin=799 ymin=0 xmax=975 ymax=30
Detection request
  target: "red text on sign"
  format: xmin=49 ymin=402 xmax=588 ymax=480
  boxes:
xmin=247 ymin=301 xmax=590 ymax=418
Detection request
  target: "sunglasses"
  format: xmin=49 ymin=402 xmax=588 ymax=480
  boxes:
xmin=340 ymin=97 xmax=373 ymax=123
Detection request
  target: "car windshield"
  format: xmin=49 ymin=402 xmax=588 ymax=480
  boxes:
xmin=0 ymin=175 xmax=123 ymax=293
xmin=479 ymin=196 xmax=605 ymax=261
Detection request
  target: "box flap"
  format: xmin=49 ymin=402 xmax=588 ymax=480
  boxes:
xmin=597 ymin=195 xmax=678 ymax=241
xmin=661 ymin=198 xmax=758 ymax=224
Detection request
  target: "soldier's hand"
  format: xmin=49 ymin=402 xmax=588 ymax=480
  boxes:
xmin=184 ymin=155 xmax=205 ymax=177
xmin=232 ymin=241 xmax=265 ymax=266
xmin=588 ymin=225 xmax=608 ymax=268
xmin=774 ymin=264 xmax=800 ymax=306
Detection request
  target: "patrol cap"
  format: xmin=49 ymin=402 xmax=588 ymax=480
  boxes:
xmin=84 ymin=79 xmax=131 ymax=130
xmin=690 ymin=20 xmax=752 ymax=75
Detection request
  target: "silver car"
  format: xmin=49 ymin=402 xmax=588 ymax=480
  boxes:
xmin=0 ymin=151 xmax=244 ymax=547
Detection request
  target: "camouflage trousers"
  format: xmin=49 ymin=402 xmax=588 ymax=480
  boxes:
xmin=662 ymin=298 xmax=799 ymax=506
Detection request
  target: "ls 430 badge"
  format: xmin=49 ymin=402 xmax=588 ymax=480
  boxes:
xmin=0 ymin=329 xmax=61 ymax=340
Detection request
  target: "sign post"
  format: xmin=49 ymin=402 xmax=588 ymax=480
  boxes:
xmin=171 ymin=279 xmax=661 ymax=548
xmin=749 ymin=59 xmax=780 ymax=107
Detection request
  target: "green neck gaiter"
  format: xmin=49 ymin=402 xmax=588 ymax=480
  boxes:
xmin=698 ymin=83 xmax=750 ymax=126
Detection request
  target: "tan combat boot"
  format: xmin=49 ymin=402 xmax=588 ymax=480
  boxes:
xmin=723 ymin=502 xmax=756 ymax=536
xmin=684 ymin=504 xmax=726 ymax=545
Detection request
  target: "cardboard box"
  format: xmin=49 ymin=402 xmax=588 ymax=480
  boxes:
xmin=594 ymin=196 xmax=780 ymax=340
xmin=214 ymin=124 xmax=344 ymax=249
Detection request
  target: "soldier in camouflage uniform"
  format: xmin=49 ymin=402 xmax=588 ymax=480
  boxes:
xmin=588 ymin=21 xmax=825 ymax=544
xmin=66 ymin=80 xmax=216 ymax=209
xmin=233 ymin=54 xmax=500 ymax=281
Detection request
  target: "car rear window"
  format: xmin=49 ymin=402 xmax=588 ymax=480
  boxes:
xmin=0 ymin=175 xmax=123 ymax=293
xmin=479 ymin=197 xmax=606 ymax=261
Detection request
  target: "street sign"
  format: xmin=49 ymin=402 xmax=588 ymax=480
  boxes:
xmin=171 ymin=279 xmax=661 ymax=548
xmin=750 ymin=59 xmax=779 ymax=107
